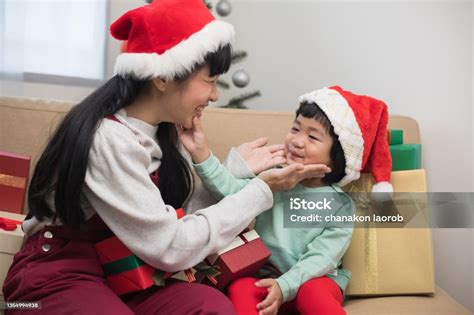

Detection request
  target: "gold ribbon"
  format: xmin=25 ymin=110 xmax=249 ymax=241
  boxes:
xmin=348 ymin=184 xmax=379 ymax=293
xmin=0 ymin=174 xmax=26 ymax=189
xmin=364 ymin=223 xmax=379 ymax=293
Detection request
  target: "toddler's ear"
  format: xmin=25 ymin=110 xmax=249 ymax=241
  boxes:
xmin=151 ymin=77 xmax=168 ymax=92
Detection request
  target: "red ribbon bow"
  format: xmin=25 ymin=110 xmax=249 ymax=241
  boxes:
xmin=0 ymin=217 xmax=22 ymax=231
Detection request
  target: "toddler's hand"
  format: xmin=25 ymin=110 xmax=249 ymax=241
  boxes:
xmin=235 ymin=137 xmax=286 ymax=174
xmin=178 ymin=116 xmax=210 ymax=163
xmin=255 ymin=278 xmax=283 ymax=315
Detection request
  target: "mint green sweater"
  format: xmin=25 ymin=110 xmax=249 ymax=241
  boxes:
xmin=194 ymin=155 xmax=355 ymax=303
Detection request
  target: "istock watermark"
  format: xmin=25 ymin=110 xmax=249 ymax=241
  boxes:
xmin=289 ymin=197 xmax=333 ymax=210
xmin=283 ymin=192 xmax=474 ymax=229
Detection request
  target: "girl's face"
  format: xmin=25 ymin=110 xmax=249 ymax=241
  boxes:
xmin=284 ymin=115 xmax=333 ymax=167
xmin=161 ymin=66 xmax=219 ymax=129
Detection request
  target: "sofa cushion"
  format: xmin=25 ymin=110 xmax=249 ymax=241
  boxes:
xmin=0 ymin=97 xmax=74 ymax=212
xmin=344 ymin=286 xmax=472 ymax=315
xmin=0 ymin=97 xmax=74 ymax=163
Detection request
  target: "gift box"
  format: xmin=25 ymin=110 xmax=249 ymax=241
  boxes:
xmin=95 ymin=236 xmax=218 ymax=296
xmin=390 ymin=144 xmax=421 ymax=171
xmin=0 ymin=151 xmax=31 ymax=214
xmin=94 ymin=208 xmax=199 ymax=296
xmin=202 ymin=229 xmax=271 ymax=290
xmin=387 ymin=129 xmax=403 ymax=145
xmin=345 ymin=174 xmax=427 ymax=229
xmin=95 ymin=236 xmax=157 ymax=296
xmin=0 ymin=211 xmax=26 ymax=295
xmin=341 ymin=169 xmax=435 ymax=296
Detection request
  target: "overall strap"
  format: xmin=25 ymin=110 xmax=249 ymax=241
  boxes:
xmin=105 ymin=114 xmax=121 ymax=123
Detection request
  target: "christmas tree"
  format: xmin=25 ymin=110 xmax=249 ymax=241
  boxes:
xmin=204 ymin=0 xmax=261 ymax=109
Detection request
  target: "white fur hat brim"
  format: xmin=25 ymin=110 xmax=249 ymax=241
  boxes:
xmin=114 ymin=20 xmax=235 ymax=80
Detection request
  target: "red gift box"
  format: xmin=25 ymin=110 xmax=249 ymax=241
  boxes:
xmin=0 ymin=151 xmax=31 ymax=214
xmin=203 ymin=230 xmax=271 ymax=290
xmin=95 ymin=236 xmax=156 ymax=296
xmin=94 ymin=208 xmax=187 ymax=296
xmin=1 ymin=210 xmax=26 ymax=292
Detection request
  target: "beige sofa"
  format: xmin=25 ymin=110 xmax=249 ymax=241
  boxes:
xmin=0 ymin=96 xmax=472 ymax=315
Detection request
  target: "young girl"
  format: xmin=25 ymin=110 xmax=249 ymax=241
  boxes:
xmin=2 ymin=1 xmax=328 ymax=314
xmin=182 ymin=86 xmax=393 ymax=315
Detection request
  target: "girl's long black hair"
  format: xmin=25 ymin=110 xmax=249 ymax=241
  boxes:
xmin=28 ymin=44 xmax=232 ymax=229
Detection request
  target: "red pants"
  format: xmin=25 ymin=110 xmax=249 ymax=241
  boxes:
xmin=227 ymin=276 xmax=346 ymax=315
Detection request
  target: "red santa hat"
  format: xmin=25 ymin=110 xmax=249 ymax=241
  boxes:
xmin=110 ymin=0 xmax=234 ymax=80
xmin=299 ymin=86 xmax=393 ymax=198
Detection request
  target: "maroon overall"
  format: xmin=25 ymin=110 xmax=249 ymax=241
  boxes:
xmin=2 ymin=116 xmax=236 ymax=315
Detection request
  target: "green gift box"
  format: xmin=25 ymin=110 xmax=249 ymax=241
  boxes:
xmin=387 ymin=129 xmax=403 ymax=145
xmin=390 ymin=144 xmax=421 ymax=171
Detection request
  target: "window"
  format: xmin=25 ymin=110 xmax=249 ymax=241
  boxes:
xmin=0 ymin=0 xmax=108 ymax=85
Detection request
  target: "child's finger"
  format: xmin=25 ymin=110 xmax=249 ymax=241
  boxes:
xmin=256 ymin=285 xmax=277 ymax=310
xmin=176 ymin=124 xmax=184 ymax=136
xmin=259 ymin=301 xmax=279 ymax=315
xmin=267 ymin=144 xmax=285 ymax=153
xmin=256 ymin=292 xmax=275 ymax=310
xmin=271 ymin=156 xmax=286 ymax=166
xmin=271 ymin=150 xmax=286 ymax=158
xmin=255 ymin=279 xmax=272 ymax=288
xmin=192 ymin=116 xmax=203 ymax=132
xmin=249 ymin=137 xmax=269 ymax=149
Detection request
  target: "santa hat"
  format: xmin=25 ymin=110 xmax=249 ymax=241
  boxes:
xmin=110 ymin=0 xmax=235 ymax=80
xmin=299 ymin=86 xmax=393 ymax=199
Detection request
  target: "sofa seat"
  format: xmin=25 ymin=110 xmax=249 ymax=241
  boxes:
xmin=0 ymin=96 xmax=472 ymax=314
xmin=345 ymin=286 xmax=472 ymax=314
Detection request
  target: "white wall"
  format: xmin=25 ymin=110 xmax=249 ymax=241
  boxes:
xmin=1 ymin=0 xmax=473 ymax=311
xmin=221 ymin=0 xmax=473 ymax=193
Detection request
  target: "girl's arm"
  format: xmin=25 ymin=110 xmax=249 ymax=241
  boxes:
xmin=84 ymin=120 xmax=273 ymax=272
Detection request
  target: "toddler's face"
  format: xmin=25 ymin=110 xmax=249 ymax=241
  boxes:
xmin=284 ymin=115 xmax=333 ymax=167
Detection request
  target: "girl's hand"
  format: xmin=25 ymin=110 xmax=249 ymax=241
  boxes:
xmin=235 ymin=137 xmax=286 ymax=174
xmin=178 ymin=116 xmax=210 ymax=163
xmin=258 ymin=163 xmax=331 ymax=192
xmin=255 ymin=279 xmax=283 ymax=315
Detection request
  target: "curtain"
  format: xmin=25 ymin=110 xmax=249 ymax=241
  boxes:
xmin=0 ymin=0 xmax=107 ymax=80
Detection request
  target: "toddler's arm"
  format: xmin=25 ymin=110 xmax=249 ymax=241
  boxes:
xmin=194 ymin=154 xmax=252 ymax=198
